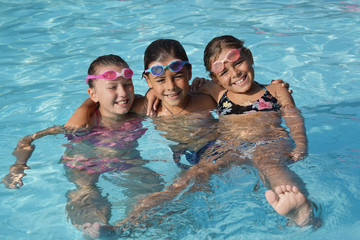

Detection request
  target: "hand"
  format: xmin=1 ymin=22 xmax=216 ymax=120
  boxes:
xmin=190 ymin=77 xmax=210 ymax=93
xmin=2 ymin=164 xmax=29 ymax=189
xmin=271 ymin=79 xmax=292 ymax=94
xmin=12 ymin=141 xmax=35 ymax=161
xmin=290 ymin=147 xmax=307 ymax=161
xmin=145 ymin=88 xmax=159 ymax=116
xmin=81 ymin=222 xmax=116 ymax=239
xmin=64 ymin=108 xmax=90 ymax=133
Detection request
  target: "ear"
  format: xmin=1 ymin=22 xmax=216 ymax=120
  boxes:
xmin=144 ymin=74 xmax=153 ymax=88
xmin=88 ymin=88 xmax=99 ymax=103
xmin=243 ymin=48 xmax=254 ymax=65
xmin=210 ymin=73 xmax=220 ymax=84
xmin=187 ymin=64 xmax=192 ymax=82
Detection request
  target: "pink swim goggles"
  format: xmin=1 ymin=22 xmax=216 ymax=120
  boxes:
xmin=86 ymin=68 xmax=133 ymax=84
xmin=211 ymin=47 xmax=243 ymax=73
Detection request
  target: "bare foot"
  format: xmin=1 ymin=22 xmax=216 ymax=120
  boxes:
xmin=82 ymin=222 xmax=101 ymax=239
xmin=82 ymin=222 xmax=116 ymax=239
xmin=265 ymin=185 xmax=311 ymax=226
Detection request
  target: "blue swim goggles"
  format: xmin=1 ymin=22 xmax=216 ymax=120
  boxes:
xmin=144 ymin=60 xmax=190 ymax=76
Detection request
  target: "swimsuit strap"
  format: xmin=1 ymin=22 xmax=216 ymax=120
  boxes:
xmin=223 ymin=90 xmax=229 ymax=98
xmin=256 ymin=81 xmax=268 ymax=92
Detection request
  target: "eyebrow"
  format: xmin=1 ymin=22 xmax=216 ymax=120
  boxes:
xmin=105 ymin=78 xmax=132 ymax=84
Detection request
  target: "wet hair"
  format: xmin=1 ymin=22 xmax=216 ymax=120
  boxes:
xmin=203 ymin=35 xmax=247 ymax=75
xmin=87 ymin=54 xmax=129 ymax=88
xmin=143 ymin=39 xmax=189 ymax=74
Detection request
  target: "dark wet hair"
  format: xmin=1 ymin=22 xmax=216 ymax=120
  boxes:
xmin=203 ymin=35 xmax=246 ymax=75
xmin=143 ymin=39 xmax=189 ymax=75
xmin=87 ymin=54 xmax=129 ymax=88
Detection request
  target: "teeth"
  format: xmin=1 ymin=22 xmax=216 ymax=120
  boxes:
xmin=167 ymin=93 xmax=178 ymax=97
xmin=233 ymin=76 xmax=245 ymax=85
xmin=117 ymin=100 xmax=127 ymax=104
xmin=234 ymin=79 xmax=244 ymax=85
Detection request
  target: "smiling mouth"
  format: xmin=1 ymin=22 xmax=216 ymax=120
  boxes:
xmin=232 ymin=75 xmax=246 ymax=85
xmin=115 ymin=99 xmax=129 ymax=105
xmin=165 ymin=91 xmax=180 ymax=99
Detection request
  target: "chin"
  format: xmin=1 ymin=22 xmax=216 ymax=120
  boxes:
xmin=168 ymin=100 xmax=183 ymax=107
xmin=116 ymin=108 xmax=130 ymax=115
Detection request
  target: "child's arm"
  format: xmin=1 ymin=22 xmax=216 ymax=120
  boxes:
xmin=64 ymin=98 xmax=98 ymax=132
xmin=192 ymin=78 xmax=292 ymax=104
xmin=192 ymin=77 xmax=225 ymax=103
xmin=138 ymin=90 xmax=158 ymax=117
xmin=272 ymin=85 xmax=308 ymax=161
xmin=2 ymin=126 xmax=65 ymax=188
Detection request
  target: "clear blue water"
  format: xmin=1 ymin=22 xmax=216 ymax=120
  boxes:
xmin=1 ymin=0 xmax=360 ymax=239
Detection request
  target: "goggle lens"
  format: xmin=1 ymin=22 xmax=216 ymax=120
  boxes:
xmin=151 ymin=66 xmax=165 ymax=76
xmin=211 ymin=62 xmax=223 ymax=73
xmin=169 ymin=61 xmax=183 ymax=71
xmin=123 ymin=68 xmax=133 ymax=79
xmin=103 ymin=70 xmax=117 ymax=80
xmin=227 ymin=49 xmax=241 ymax=62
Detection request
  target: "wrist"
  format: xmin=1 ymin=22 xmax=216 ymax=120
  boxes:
xmin=9 ymin=164 xmax=29 ymax=173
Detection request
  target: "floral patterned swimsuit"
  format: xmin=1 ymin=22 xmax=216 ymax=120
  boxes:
xmin=212 ymin=83 xmax=288 ymax=163
xmin=217 ymin=83 xmax=281 ymax=115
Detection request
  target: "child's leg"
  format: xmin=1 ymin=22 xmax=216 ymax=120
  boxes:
xmin=64 ymin=168 xmax=111 ymax=228
xmin=251 ymin=139 xmax=305 ymax=189
xmin=251 ymin=141 xmax=312 ymax=226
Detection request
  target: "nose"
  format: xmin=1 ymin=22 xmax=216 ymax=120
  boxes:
xmin=229 ymin=65 xmax=241 ymax=78
xmin=165 ymin=79 xmax=176 ymax=91
xmin=117 ymin=85 xmax=127 ymax=97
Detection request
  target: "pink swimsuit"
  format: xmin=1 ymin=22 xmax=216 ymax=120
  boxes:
xmin=61 ymin=111 xmax=147 ymax=174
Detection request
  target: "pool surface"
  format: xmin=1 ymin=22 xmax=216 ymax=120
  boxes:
xmin=1 ymin=0 xmax=360 ymax=239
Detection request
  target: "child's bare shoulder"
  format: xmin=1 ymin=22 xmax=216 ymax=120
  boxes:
xmin=265 ymin=83 xmax=295 ymax=107
xmin=265 ymin=83 xmax=288 ymax=96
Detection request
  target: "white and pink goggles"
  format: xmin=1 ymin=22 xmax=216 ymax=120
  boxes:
xmin=86 ymin=68 xmax=133 ymax=84
xmin=211 ymin=48 xmax=243 ymax=73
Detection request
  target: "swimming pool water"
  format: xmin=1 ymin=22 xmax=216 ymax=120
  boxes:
xmin=1 ymin=0 xmax=360 ymax=239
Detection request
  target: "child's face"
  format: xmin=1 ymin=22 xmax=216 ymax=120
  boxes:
xmin=144 ymin=58 xmax=192 ymax=107
xmin=211 ymin=48 xmax=255 ymax=93
xmin=89 ymin=64 xmax=135 ymax=118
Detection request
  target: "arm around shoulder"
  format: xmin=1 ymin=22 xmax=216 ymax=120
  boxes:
xmin=65 ymin=98 xmax=98 ymax=131
xmin=198 ymin=80 xmax=224 ymax=103
xmin=130 ymin=95 xmax=148 ymax=116
xmin=268 ymin=83 xmax=295 ymax=108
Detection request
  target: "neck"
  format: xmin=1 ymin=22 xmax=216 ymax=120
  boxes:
xmin=97 ymin=110 xmax=129 ymax=127
xmin=161 ymin=94 xmax=190 ymax=117
xmin=226 ymin=81 xmax=263 ymax=104
xmin=231 ymin=81 xmax=262 ymax=96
